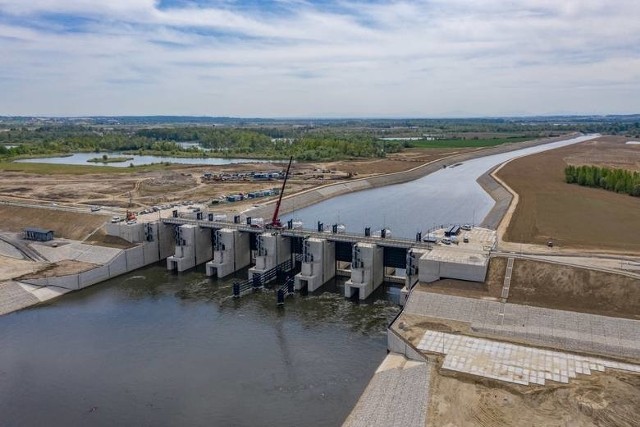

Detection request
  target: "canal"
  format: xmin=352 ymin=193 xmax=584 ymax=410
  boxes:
xmin=284 ymin=134 xmax=598 ymax=238
xmin=0 ymin=265 xmax=399 ymax=426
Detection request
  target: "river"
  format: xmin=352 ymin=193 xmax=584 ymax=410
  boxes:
xmin=0 ymin=265 xmax=399 ymax=426
xmin=283 ymin=134 xmax=598 ymax=238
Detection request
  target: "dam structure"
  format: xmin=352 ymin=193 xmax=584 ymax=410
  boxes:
xmin=102 ymin=213 xmax=497 ymax=301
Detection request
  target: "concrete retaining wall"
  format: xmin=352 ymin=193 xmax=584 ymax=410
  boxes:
xmin=387 ymin=329 xmax=426 ymax=362
xmin=20 ymin=239 xmax=164 ymax=291
xmin=126 ymin=246 xmax=146 ymax=271
xmin=109 ymin=252 xmax=128 ymax=277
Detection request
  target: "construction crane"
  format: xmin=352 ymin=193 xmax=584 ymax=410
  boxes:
xmin=266 ymin=156 xmax=293 ymax=229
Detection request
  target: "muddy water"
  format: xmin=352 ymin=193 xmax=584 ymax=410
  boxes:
xmin=0 ymin=264 xmax=399 ymax=426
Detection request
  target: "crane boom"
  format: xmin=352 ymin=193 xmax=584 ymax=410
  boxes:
xmin=269 ymin=156 xmax=293 ymax=228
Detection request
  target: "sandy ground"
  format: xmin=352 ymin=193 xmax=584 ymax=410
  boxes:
xmin=496 ymin=136 xmax=640 ymax=253
xmin=0 ymin=205 xmax=109 ymax=241
xmin=428 ymin=368 xmax=640 ymax=427
xmin=507 ymin=258 xmax=640 ymax=320
xmin=0 ymin=256 xmax=46 ymax=282
xmin=416 ymin=256 xmax=640 ymax=320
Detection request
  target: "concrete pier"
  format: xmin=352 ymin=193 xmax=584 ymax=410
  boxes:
xmin=248 ymin=232 xmax=292 ymax=283
xmin=295 ymin=238 xmax=336 ymax=292
xmin=206 ymin=228 xmax=251 ymax=278
xmin=167 ymin=224 xmax=213 ymax=272
xmin=400 ymin=248 xmax=427 ymax=305
xmin=345 ymin=242 xmax=383 ymax=300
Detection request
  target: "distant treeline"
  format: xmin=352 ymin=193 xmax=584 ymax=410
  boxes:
xmin=136 ymin=127 xmax=403 ymax=160
xmin=565 ymin=165 xmax=640 ymax=196
xmin=0 ymin=125 xmax=404 ymax=161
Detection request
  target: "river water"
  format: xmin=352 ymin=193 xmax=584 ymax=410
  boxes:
xmin=284 ymin=134 xmax=598 ymax=238
xmin=0 ymin=265 xmax=399 ymax=426
xmin=14 ymin=153 xmax=284 ymax=167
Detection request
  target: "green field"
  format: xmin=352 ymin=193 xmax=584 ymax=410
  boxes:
xmin=410 ymin=136 xmax=532 ymax=148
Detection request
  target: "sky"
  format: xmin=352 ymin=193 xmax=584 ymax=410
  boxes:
xmin=0 ymin=0 xmax=639 ymax=117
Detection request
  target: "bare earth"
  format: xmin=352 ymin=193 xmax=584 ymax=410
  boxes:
xmin=497 ymin=136 xmax=640 ymax=253
xmin=0 ymin=256 xmax=46 ymax=282
xmin=429 ymin=369 xmax=640 ymax=427
xmin=0 ymin=149 xmax=466 ymax=211
xmin=419 ymin=256 xmax=640 ymax=320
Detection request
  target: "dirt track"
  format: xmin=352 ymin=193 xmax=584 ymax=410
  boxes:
xmin=497 ymin=136 xmax=640 ymax=253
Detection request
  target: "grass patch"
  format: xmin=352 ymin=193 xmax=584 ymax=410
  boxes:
xmin=411 ymin=136 xmax=532 ymax=148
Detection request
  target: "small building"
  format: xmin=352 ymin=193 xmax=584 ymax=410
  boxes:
xmin=23 ymin=227 xmax=54 ymax=242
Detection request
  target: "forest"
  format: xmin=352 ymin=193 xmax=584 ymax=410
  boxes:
xmin=565 ymin=165 xmax=640 ymax=197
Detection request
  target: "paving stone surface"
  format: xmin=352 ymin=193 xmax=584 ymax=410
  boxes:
xmin=0 ymin=281 xmax=39 ymax=315
xmin=405 ymin=291 xmax=640 ymax=360
xmin=418 ymin=330 xmax=640 ymax=386
xmin=343 ymin=354 xmax=431 ymax=427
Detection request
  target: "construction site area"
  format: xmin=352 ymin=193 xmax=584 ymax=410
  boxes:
xmin=1 ymin=134 xmax=640 ymax=427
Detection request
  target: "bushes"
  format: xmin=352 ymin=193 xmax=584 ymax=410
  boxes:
xmin=565 ymin=165 xmax=640 ymax=196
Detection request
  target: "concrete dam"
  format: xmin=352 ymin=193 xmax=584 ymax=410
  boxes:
xmin=105 ymin=214 xmax=496 ymax=303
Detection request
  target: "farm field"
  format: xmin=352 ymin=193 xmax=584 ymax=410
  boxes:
xmin=497 ymin=136 xmax=640 ymax=253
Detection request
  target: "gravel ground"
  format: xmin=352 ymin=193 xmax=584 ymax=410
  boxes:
xmin=343 ymin=353 xmax=431 ymax=427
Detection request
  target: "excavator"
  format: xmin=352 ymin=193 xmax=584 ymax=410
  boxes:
xmin=266 ymin=156 xmax=293 ymax=229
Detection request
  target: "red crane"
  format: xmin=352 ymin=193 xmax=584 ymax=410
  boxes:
xmin=267 ymin=156 xmax=293 ymax=229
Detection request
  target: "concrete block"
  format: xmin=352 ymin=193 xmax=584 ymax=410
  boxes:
xmin=345 ymin=243 xmax=383 ymax=300
xmin=206 ymin=229 xmax=250 ymax=278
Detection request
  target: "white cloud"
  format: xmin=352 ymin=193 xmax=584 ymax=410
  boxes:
xmin=0 ymin=0 xmax=638 ymax=116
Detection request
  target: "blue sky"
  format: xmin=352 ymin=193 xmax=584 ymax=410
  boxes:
xmin=0 ymin=0 xmax=639 ymax=117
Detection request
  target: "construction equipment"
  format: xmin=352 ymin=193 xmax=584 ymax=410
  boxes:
xmin=266 ymin=156 xmax=293 ymax=229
